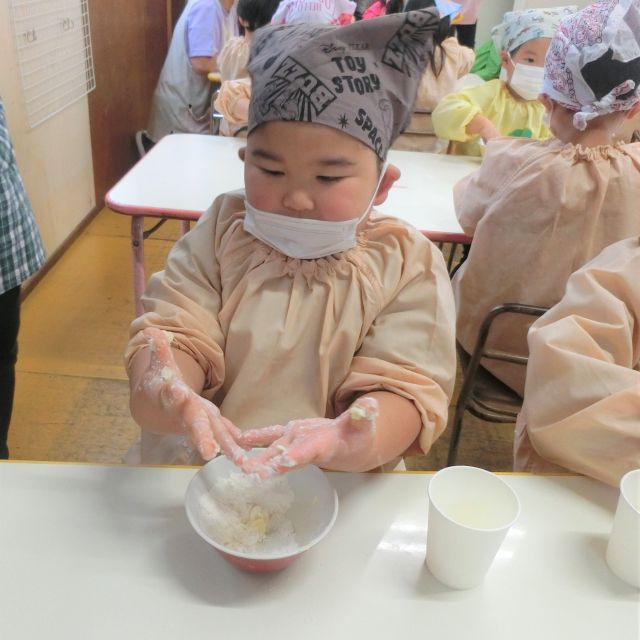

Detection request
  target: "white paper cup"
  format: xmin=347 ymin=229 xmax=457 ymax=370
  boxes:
xmin=606 ymin=468 xmax=640 ymax=588
xmin=426 ymin=466 xmax=520 ymax=590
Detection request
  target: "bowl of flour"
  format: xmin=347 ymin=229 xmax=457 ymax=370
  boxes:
xmin=185 ymin=454 xmax=338 ymax=572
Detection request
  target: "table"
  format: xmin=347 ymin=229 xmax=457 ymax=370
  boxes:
xmin=106 ymin=134 xmax=478 ymax=314
xmin=0 ymin=461 xmax=637 ymax=640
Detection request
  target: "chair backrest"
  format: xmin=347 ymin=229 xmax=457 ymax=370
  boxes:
xmin=446 ymin=303 xmax=548 ymax=466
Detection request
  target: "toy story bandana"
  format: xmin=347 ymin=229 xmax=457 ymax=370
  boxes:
xmin=246 ymin=9 xmax=442 ymax=159
xmin=543 ymin=0 xmax=640 ymax=130
xmin=491 ymin=6 xmax=576 ymax=54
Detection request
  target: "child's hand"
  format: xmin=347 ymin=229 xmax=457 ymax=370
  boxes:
xmin=239 ymin=397 xmax=378 ymax=478
xmin=466 ymin=114 xmax=500 ymax=143
xmin=138 ymin=327 xmax=247 ymax=465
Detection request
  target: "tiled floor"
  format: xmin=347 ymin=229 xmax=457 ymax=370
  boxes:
xmin=9 ymin=208 xmax=516 ymax=470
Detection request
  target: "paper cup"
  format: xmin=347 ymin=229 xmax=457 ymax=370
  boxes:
xmin=426 ymin=466 xmax=520 ymax=590
xmin=606 ymin=468 xmax=640 ymax=588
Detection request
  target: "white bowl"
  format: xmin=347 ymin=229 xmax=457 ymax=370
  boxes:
xmin=185 ymin=455 xmax=338 ymax=572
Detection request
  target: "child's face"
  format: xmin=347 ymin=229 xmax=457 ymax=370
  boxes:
xmin=501 ymin=37 xmax=551 ymax=82
xmin=241 ymin=121 xmax=393 ymax=222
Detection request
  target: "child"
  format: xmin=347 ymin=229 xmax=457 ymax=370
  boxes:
xmin=515 ymin=236 xmax=640 ymax=487
xmin=431 ymin=6 xmax=575 ymax=156
xmin=218 ymin=0 xmax=282 ymax=82
xmin=125 ymin=10 xmax=457 ymax=474
xmin=452 ymin=0 xmax=640 ymax=397
xmin=394 ymin=0 xmax=474 ymax=151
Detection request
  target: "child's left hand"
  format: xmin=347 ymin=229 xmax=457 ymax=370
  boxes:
xmin=239 ymin=397 xmax=378 ymax=478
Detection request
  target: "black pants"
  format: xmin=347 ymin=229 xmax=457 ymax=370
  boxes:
xmin=0 ymin=286 xmax=21 ymax=459
xmin=456 ymin=22 xmax=477 ymax=50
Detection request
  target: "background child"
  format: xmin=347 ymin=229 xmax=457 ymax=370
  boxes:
xmin=452 ymin=0 xmax=640 ymax=397
xmin=515 ymin=236 xmax=640 ymax=487
xmin=218 ymin=0 xmax=282 ymax=81
xmin=431 ymin=6 xmax=575 ymax=155
xmin=125 ymin=10 xmax=457 ymax=474
xmin=393 ymin=0 xmax=474 ymax=152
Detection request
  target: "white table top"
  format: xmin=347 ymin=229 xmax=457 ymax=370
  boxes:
xmin=1 ymin=462 xmax=637 ymax=639
xmin=105 ymin=133 xmax=479 ymax=242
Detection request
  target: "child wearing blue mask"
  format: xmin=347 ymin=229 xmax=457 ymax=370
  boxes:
xmin=432 ymin=6 xmax=575 ymax=155
xmin=125 ymin=10 xmax=457 ymax=475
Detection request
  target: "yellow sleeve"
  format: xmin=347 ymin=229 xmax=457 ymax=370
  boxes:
xmin=431 ymin=80 xmax=499 ymax=142
xmin=334 ymin=226 xmax=457 ymax=454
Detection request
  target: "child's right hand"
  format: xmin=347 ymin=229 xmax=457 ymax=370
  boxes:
xmin=138 ymin=328 xmax=247 ymax=465
xmin=466 ymin=114 xmax=500 ymax=143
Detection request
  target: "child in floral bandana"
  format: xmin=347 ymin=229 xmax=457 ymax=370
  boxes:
xmin=125 ymin=11 xmax=457 ymax=474
xmin=452 ymin=0 xmax=640 ymax=398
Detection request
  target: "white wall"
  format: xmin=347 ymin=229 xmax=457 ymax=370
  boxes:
xmin=476 ymin=0 xmax=513 ymax=45
xmin=0 ymin=0 xmax=96 ymax=258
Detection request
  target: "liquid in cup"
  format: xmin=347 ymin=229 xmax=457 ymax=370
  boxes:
xmin=426 ymin=466 xmax=520 ymax=590
xmin=606 ymin=468 xmax=640 ymax=589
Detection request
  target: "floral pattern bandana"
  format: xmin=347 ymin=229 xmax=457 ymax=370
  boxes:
xmin=542 ymin=0 xmax=640 ymax=130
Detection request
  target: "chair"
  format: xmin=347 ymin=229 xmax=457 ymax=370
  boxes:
xmin=135 ymin=130 xmax=155 ymax=158
xmin=447 ymin=303 xmax=548 ymax=467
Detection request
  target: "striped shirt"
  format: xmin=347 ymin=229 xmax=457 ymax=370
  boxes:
xmin=0 ymin=98 xmax=45 ymax=295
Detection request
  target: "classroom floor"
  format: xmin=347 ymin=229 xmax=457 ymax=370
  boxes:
xmin=9 ymin=208 xmax=515 ymax=471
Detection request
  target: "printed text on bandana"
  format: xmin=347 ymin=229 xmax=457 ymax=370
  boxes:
xmin=331 ymin=56 xmax=381 ymax=95
xmin=355 ymin=108 xmax=383 ymax=157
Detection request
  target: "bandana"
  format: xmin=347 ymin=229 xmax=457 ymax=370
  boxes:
xmin=247 ymin=9 xmax=442 ymax=159
xmin=542 ymin=0 xmax=640 ymax=130
xmin=491 ymin=6 xmax=576 ymax=54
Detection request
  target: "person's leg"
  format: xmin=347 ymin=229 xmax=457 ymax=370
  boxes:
xmin=456 ymin=22 xmax=477 ymax=49
xmin=0 ymin=286 xmax=21 ymax=459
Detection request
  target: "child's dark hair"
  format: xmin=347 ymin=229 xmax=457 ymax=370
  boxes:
xmin=581 ymin=48 xmax=640 ymax=103
xmin=237 ymin=0 xmax=281 ymax=34
xmin=386 ymin=0 xmax=404 ymax=14
xmin=403 ymin=0 xmax=453 ymax=77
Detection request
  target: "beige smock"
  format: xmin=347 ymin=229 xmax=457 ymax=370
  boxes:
xmin=452 ymin=137 xmax=640 ymax=396
xmin=125 ymin=191 xmax=457 ymax=463
xmin=218 ymin=36 xmax=250 ymax=81
xmin=515 ymin=237 xmax=640 ymax=487
xmin=431 ymin=79 xmax=551 ymax=156
xmin=215 ymin=78 xmax=251 ymax=124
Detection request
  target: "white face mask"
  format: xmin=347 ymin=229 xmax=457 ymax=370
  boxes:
xmin=508 ymin=59 xmax=545 ymax=101
xmin=243 ymin=164 xmax=387 ymax=260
